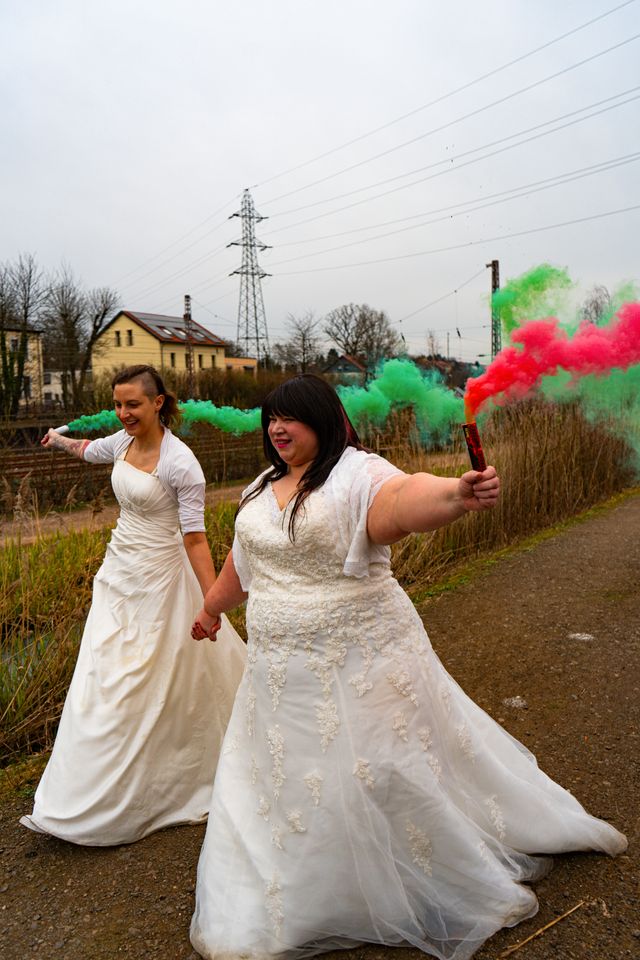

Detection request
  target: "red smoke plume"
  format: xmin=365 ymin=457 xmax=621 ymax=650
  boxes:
xmin=464 ymin=302 xmax=640 ymax=418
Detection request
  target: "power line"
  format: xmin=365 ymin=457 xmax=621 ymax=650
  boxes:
xmin=251 ymin=0 xmax=638 ymax=190
xmin=394 ymin=269 xmax=488 ymax=326
xmin=263 ymin=87 xmax=640 ymax=229
xmin=260 ymin=32 xmax=640 ymax=207
xmin=274 ymin=202 xmax=640 ymax=275
xmin=265 ymin=152 xmax=640 ymax=267
xmin=112 ymin=194 xmax=240 ymax=287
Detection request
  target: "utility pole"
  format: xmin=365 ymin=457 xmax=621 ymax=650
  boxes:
xmin=486 ymin=259 xmax=501 ymax=359
xmin=446 ymin=331 xmax=450 ymax=358
xmin=229 ymin=189 xmax=271 ymax=364
xmin=183 ymin=293 xmax=195 ymax=398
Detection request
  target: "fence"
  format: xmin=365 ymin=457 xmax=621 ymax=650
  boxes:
xmin=1 ymin=426 xmax=267 ymax=514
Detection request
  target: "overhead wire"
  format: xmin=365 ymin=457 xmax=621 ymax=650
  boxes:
xmin=274 ymin=202 xmax=640 ymax=275
xmin=264 ymin=152 xmax=640 ymax=267
xmin=262 ymin=87 xmax=640 ymax=230
xmin=259 ymin=32 xmax=640 ymax=207
xmin=251 ymin=0 xmax=638 ymax=190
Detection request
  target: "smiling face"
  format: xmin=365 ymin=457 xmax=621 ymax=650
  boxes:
xmin=267 ymin=414 xmax=319 ymax=473
xmin=113 ymin=379 xmax=164 ymax=438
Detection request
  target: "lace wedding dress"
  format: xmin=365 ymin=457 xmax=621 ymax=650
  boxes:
xmin=191 ymin=448 xmax=626 ymax=960
xmin=21 ymin=457 xmax=247 ymax=846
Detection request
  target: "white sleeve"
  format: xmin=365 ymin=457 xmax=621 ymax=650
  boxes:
xmin=173 ymin=462 xmax=207 ymax=534
xmin=326 ymin=449 xmax=404 ymax=578
xmin=232 ymin=533 xmax=252 ymax=592
xmin=82 ymin=431 xmax=126 ymax=464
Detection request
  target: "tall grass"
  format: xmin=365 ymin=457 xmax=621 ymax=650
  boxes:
xmin=1 ymin=399 xmax=636 ymax=764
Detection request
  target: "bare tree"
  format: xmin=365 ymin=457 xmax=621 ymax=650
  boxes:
xmin=41 ymin=267 xmax=119 ymax=409
xmin=0 ymin=254 xmax=45 ymax=417
xmin=273 ymin=311 xmax=321 ymax=373
xmin=426 ymin=329 xmax=441 ymax=358
xmin=323 ymin=303 xmax=399 ymax=365
xmin=581 ymin=285 xmax=612 ymax=325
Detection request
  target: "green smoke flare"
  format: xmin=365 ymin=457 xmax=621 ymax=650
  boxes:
xmin=493 ymin=263 xmax=573 ymax=337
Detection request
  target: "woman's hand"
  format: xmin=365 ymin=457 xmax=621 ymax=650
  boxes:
xmin=458 ymin=466 xmax=500 ymax=511
xmin=191 ymin=608 xmax=222 ymax=642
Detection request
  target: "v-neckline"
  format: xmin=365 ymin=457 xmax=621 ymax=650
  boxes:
xmin=269 ymin=482 xmax=295 ymax=513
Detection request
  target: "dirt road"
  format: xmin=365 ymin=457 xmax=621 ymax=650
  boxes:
xmin=1 ymin=493 xmax=638 ymax=959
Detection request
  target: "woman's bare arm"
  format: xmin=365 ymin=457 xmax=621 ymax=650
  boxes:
xmin=367 ymin=467 xmax=500 ymax=545
xmin=41 ymin=429 xmax=89 ymax=459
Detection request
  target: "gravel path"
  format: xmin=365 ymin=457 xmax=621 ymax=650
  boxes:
xmin=1 ymin=493 xmax=638 ymax=960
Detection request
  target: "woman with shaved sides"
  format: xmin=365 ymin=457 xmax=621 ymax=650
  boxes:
xmin=21 ymin=364 xmax=246 ymax=845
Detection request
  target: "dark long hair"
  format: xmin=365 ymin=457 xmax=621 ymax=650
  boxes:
xmin=239 ymin=374 xmax=364 ymax=539
xmin=111 ymin=364 xmax=180 ymax=429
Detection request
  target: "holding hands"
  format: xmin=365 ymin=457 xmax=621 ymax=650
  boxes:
xmin=191 ymin=608 xmax=222 ymax=642
xmin=458 ymin=466 xmax=500 ymax=512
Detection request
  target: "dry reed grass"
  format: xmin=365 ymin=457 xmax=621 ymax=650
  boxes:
xmin=0 ymin=399 xmax=635 ymax=764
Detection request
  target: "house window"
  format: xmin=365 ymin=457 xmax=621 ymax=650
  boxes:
xmin=198 ymin=354 xmax=203 ymax=369
xmin=170 ymin=352 xmax=176 ymax=368
xmin=211 ymin=355 xmax=216 ymax=367
xmin=44 ymin=391 xmax=52 ymax=401
xmin=44 ymin=372 xmax=51 ymax=385
xmin=9 ymin=337 xmax=18 ymax=352
xmin=23 ymin=376 xmax=31 ymax=399
xmin=126 ymin=329 xmax=133 ymax=345
xmin=115 ymin=330 xmax=121 ymax=347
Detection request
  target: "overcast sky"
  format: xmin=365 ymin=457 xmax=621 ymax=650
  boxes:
xmin=1 ymin=0 xmax=639 ymax=361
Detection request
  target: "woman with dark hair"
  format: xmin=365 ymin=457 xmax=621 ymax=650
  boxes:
xmin=21 ymin=365 xmax=246 ymax=845
xmin=189 ymin=373 xmax=626 ymax=960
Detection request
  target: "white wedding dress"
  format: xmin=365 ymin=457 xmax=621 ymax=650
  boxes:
xmin=191 ymin=448 xmax=626 ymax=960
xmin=21 ymin=456 xmax=247 ymax=846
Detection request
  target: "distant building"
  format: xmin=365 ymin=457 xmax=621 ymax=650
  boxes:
xmin=224 ymin=356 xmax=259 ymax=378
xmin=92 ymin=310 xmax=257 ymax=379
xmin=1 ymin=326 xmax=44 ymax=407
xmin=323 ymin=353 xmax=367 ymax=385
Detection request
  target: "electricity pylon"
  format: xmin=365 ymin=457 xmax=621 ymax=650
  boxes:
xmin=228 ymin=189 xmax=271 ymax=363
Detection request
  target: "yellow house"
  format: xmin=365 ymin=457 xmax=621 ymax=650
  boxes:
xmin=2 ymin=326 xmax=44 ymax=407
xmin=92 ymin=310 xmax=230 ymax=379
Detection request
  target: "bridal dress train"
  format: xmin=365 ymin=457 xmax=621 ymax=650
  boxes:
xmin=21 ymin=456 xmax=247 ymax=846
xmin=190 ymin=448 xmax=626 ymax=960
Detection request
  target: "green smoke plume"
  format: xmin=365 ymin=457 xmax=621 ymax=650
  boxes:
xmin=493 ymin=263 xmax=573 ymax=337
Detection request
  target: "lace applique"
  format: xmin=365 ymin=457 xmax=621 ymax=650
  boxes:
xmin=267 ymin=725 xmax=286 ymax=798
xmin=349 ymin=670 xmax=373 ymax=698
xmin=478 ymin=839 xmax=492 ymax=863
xmin=223 ymin=735 xmax=239 ymax=755
xmin=305 ymin=633 xmax=347 ymax=697
xmin=418 ymin=726 xmax=433 ymax=751
xmin=267 ymin=661 xmax=288 ymax=710
xmin=353 ymin=759 xmax=375 ymax=789
xmin=257 ymin=795 xmax=270 ymax=820
xmin=246 ymin=684 xmax=256 ymax=735
xmin=286 ymin=810 xmax=307 ymax=833
xmin=386 ymin=668 xmax=419 ymax=706
xmin=303 ymin=771 xmax=323 ymax=806
xmin=271 ymin=825 xmax=284 ymax=850
xmin=456 ymin=722 xmax=475 ymax=762
xmin=315 ymin=700 xmax=340 ymax=752
xmin=265 ymin=874 xmax=283 ymax=936
xmin=251 ymin=756 xmax=259 ymax=786
xmin=406 ymin=821 xmax=433 ymax=875
xmin=427 ymin=753 xmax=442 ymax=782
xmin=486 ymin=794 xmax=506 ymax=840
xmin=392 ymin=711 xmax=409 ymax=742
xmin=439 ymin=683 xmax=452 ymax=713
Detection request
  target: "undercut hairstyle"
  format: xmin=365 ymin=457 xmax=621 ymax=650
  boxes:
xmin=111 ymin=364 xmax=180 ymax=429
xmin=238 ymin=374 xmax=365 ymax=540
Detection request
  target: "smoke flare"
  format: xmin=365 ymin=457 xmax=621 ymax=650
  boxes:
xmin=465 ymin=302 xmax=640 ymax=418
